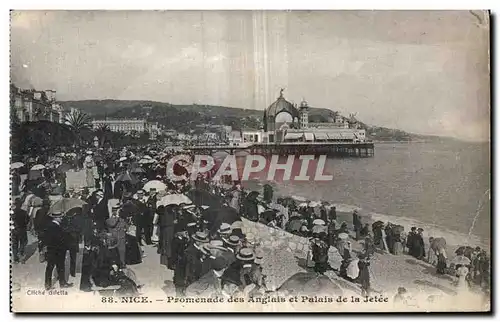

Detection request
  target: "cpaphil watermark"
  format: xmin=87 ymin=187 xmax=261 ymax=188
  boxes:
xmin=165 ymin=154 xmax=333 ymax=182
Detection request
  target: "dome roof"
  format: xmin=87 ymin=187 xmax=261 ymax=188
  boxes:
xmin=265 ymin=90 xmax=299 ymax=119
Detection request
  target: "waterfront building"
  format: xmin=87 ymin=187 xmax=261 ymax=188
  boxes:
xmin=262 ymin=89 xmax=366 ymax=143
xmin=91 ymin=118 xmax=160 ymax=139
xmin=10 ymin=84 xmax=64 ymax=123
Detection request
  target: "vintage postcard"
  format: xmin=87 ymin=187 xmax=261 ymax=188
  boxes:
xmin=10 ymin=10 xmax=490 ymax=312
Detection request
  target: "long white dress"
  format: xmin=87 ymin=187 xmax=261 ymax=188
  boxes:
xmin=84 ymin=156 xmax=95 ymax=188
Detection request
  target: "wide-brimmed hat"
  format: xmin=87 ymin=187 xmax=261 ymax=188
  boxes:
xmin=86 ymin=151 xmax=93 ymax=155
xmin=202 ymin=240 xmax=227 ymax=254
xmin=49 ymin=210 xmax=64 ymax=218
xmin=236 ymin=247 xmax=255 ymax=262
xmin=192 ymin=231 xmax=209 ymax=243
xmin=225 ymin=235 xmax=240 ymax=247
xmin=254 ymin=249 xmax=264 ymax=265
xmin=210 ymin=255 xmax=230 ymax=271
xmin=182 ymin=204 xmax=196 ymax=210
xmin=230 ymin=221 xmax=243 ymax=230
xmin=218 ymin=223 xmax=232 ymax=235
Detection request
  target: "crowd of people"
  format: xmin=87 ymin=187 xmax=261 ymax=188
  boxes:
xmin=10 ymin=144 xmax=490 ymax=299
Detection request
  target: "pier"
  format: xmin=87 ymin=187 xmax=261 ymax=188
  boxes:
xmin=187 ymin=142 xmax=375 ymax=157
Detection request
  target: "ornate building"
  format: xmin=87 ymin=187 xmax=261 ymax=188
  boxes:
xmin=263 ymin=89 xmax=308 ymax=143
xmin=261 ymin=89 xmax=366 ymax=144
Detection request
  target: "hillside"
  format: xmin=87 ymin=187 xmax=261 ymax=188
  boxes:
xmin=59 ymin=99 xmax=446 ymax=142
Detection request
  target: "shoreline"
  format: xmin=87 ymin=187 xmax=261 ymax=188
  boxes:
xmin=243 ymin=180 xmax=490 ymax=253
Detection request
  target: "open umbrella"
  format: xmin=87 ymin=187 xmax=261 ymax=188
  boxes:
xmin=130 ymin=167 xmax=145 ymax=174
xmin=451 ymin=255 xmax=471 ymax=266
xmin=259 ymin=209 xmax=278 ymax=224
xmin=11 ymin=162 xmax=24 ymax=169
xmin=292 ymin=195 xmax=307 ymax=202
xmin=279 ymin=197 xmax=296 ymax=209
xmin=431 ymin=237 xmax=447 ymax=251
xmin=202 ymin=206 xmax=241 ymax=233
xmin=56 ymin=163 xmax=72 ymax=173
xmin=30 ymin=164 xmax=45 ymax=171
xmin=143 ymin=180 xmax=167 ymax=191
xmin=115 ymin=172 xmax=139 ymax=185
xmin=158 ymin=194 xmax=192 ymax=206
xmin=286 ymin=218 xmax=304 ymax=232
xmin=277 ymin=272 xmax=342 ymax=296
xmin=186 ymin=189 xmax=224 ymax=208
xmin=49 ymin=198 xmax=87 ymax=215
xmin=312 ymin=225 xmax=328 ymax=235
xmin=338 ymin=233 xmax=349 ymax=240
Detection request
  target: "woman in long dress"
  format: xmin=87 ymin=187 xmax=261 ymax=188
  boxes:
xmin=393 ymin=234 xmax=404 ymax=255
xmin=456 ymin=265 xmax=469 ymax=294
xmin=84 ymin=152 xmax=95 ymax=188
xmin=158 ymin=205 xmax=176 ymax=269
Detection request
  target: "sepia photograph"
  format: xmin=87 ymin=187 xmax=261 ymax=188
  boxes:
xmin=9 ymin=10 xmax=491 ymax=312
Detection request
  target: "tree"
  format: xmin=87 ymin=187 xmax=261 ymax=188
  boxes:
xmin=65 ymin=109 xmax=92 ymax=132
xmin=65 ymin=109 xmax=92 ymax=146
xmin=95 ymin=123 xmax=112 ymax=146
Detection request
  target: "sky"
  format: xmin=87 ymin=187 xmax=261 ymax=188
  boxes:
xmin=10 ymin=10 xmax=490 ymax=141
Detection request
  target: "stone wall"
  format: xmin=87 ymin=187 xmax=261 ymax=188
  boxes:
xmin=240 ymin=218 xmax=343 ymax=270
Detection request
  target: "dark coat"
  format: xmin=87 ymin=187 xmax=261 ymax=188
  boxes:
xmin=158 ymin=210 xmax=176 ymax=267
xmin=44 ymin=220 xmax=67 ymax=252
xmin=94 ymin=198 xmax=109 ymax=229
xmin=172 ymin=233 xmax=190 ymax=287
xmin=184 ymin=244 xmax=209 ymax=286
xmin=243 ymin=199 xmax=259 ymax=222
xmin=34 ymin=207 xmax=50 ymax=235
xmin=185 ymin=270 xmax=223 ymax=297
xmin=12 ymin=208 xmax=29 ymax=233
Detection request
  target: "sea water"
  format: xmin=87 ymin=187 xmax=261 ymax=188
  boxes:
xmin=231 ymin=141 xmax=490 ymax=250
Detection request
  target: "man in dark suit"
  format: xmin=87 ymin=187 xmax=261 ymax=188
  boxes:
xmin=184 ymin=231 xmax=210 ymax=287
xmin=12 ymin=198 xmax=30 ymax=264
xmin=106 ymin=204 xmax=128 ymax=268
xmin=185 ymin=254 xmax=230 ymax=296
xmin=133 ymin=190 xmax=148 ymax=245
xmin=44 ymin=211 xmax=73 ymax=290
xmin=93 ymin=190 xmax=109 ymax=230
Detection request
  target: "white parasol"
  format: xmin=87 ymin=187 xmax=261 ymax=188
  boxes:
xmin=11 ymin=162 xmax=24 ymax=169
xmin=158 ymin=194 xmax=192 ymax=206
xmin=30 ymin=164 xmax=45 ymax=171
xmin=451 ymin=255 xmax=471 ymax=266
xmin=143 ymin=180 xmax=167 ymax=191
xmin=338 ymin=233 xmax=349 ymax=240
